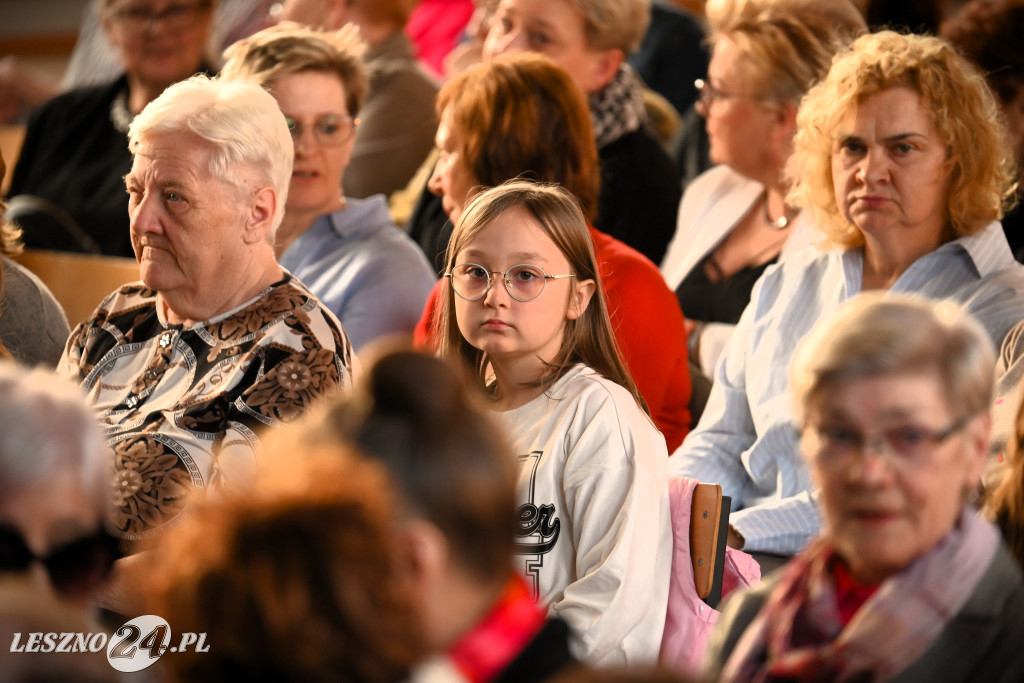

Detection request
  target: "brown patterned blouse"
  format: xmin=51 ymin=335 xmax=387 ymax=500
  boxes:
xmin=59 ymin=274 xmax=354 ymax=541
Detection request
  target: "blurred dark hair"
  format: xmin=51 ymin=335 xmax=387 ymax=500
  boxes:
xmin=320 ymin=350 xmax=518 ymax=582
xmin=941 ymin=0 xmax=1024 ymax=105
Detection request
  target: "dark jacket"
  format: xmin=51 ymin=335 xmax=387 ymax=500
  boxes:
xmin=705 ymin=542 xmax=1024 ymax=683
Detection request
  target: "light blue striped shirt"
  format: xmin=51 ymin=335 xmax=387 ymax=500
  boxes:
xmin=669 ymin=222 xmax=1024 ymax=554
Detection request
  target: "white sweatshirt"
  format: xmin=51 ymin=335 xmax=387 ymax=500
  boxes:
xmin=499 ymin=364 xmax=672 ymax=667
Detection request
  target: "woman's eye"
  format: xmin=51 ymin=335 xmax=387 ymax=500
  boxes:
xmin=823 ymin=426 xmax=859 ymax=447
xmin=839 ymin=139 xmax=865 ymax=155
xmin=891 ymin=143 xmax=913 ymax=155
xmin=889 ymin=427 xmax=926 ymax=450
xmin=529 ymin=31 xmax=551 ymax=47
xmin=319 ymin=122 xmax=340 ymax=135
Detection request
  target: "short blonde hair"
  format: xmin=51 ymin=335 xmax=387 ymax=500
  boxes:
xmin=128 ymin=75 xmax=293 ymax=234
xmin=790 ymin=292 xmax=995 ymax=428
xmin=221 ymin=22 xmax=368 ymax=117
xmin=566 ymin=0 xmax=650 ymax=54
xmin=704 ymin=0 xmax=865 ymax=104
xmin=788 ymin=31 xmax=1018 ymax=248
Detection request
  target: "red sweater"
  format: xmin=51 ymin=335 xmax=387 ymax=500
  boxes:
xmin=414 ymin=226 xmax=692 ymax=451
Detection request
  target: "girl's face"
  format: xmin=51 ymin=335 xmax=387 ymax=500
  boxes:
xmin=453 ymin=207 xmax=594 ymax=374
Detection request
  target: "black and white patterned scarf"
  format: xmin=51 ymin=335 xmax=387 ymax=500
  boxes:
xmin=589 ymin=63 xmax=647 ymax=150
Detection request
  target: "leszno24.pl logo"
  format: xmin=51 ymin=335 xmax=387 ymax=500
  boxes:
xmin=10 ymin=615 xmax=208 ymax=673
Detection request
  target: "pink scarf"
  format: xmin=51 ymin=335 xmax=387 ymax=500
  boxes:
xmin=722 ymin=509 xmax=1000 ymax=682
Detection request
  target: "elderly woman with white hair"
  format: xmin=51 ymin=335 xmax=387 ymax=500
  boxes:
xmin=705 ymin=293 xmax=1024 ymax=682
xmin=58 ymin=75 xmax=354 ymax=550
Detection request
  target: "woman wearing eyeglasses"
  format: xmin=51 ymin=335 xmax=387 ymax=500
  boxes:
xmin=705 ymin=293 xmax=1024 ymax=683
xmin=7 ymin=0 xmax=215 ymax=257
xmin=671 ymin=31 xmax=1024 ymax=568
xmin=221 ymin=23 xmax=436 ymax=352
xmin=660 ymin=0 xmax=865 ymax=375
xmin=0 ymin=364 xmax=119 ymax=607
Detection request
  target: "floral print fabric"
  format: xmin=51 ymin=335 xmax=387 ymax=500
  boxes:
xmin=60 ymin=275 xmax=353 ymax=540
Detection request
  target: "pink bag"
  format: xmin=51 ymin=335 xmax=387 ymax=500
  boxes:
xmin=659 ymin=476 xmax=761 ymax=673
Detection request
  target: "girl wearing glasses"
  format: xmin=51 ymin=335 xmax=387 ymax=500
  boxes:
xmin=221 ymin=23 xmax=436 ymax=352
xmin=437 ymin=180 xmax=671 ymax=666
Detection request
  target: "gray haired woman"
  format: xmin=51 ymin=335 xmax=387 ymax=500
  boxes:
xmin=706 ymin=293 xmax=1024 ymax=682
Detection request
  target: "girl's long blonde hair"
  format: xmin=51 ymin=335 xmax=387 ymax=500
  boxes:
xmin=435 ymin=180 xmax=648 ymax=416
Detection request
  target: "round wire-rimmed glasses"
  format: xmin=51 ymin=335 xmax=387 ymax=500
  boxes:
xmin=445 ymin=263 xmax=575 ymax=302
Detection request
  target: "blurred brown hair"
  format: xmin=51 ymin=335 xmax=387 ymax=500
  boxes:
xmin=141 ymin=440 xmax=423 ymax=683
xmin=436 ymin=52 xmax=601 ymax=223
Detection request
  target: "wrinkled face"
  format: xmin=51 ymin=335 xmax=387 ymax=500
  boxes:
xmin=102 ymin=0 xmax=212 ymax=89
xmin=0 ymin=472 xmax=105 ymax=605
xmin=805 ymin=372 xmax=988 ymax=584
xmin=269 ymin=71 xmax=353 ymax=220
xmin=126 ymin=133 xmax=256 ymax=313
xmin=428 ymin=107 xmax=478 ymax=224
xmin=701 ymin=36 xmax=778 ymax=176
xmin=453 ymin=207 xmax=591 ymax=370
xmin=483 ymin=0 xmax=610 ymax=94
xmin=831 ymin=86 xmax=950 ymax=243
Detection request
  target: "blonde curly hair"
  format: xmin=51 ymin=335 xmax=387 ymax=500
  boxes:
xmin=787 ymin=31 xmax=1018 ymax=248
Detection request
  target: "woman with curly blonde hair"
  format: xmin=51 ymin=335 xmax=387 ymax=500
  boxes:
xmin=670 ymin=31 xmax=1024 ymax=565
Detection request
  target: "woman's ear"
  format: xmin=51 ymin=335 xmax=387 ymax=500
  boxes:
xmin=771 ymin=101 xmax=799 ymax=142
xmin=964 ymin=411 xmax=992 ymax=488
xmin=566 ymin=278 xmax=596 ymax=321
xmin=394 ymin=519 xmax=449 ymax=598
xmin=584 ymin=49 xmax=625 ymax=94
xmin=244 ymin=186 xmax=277 ymax=245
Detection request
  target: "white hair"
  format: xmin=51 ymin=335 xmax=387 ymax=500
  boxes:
xmin=128 ymin=75 xmax=293 ymax=235
xmin=0 ymin=363 xmax=110 ymax=506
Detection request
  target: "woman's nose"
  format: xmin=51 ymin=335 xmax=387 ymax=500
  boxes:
xmin=845 ymin=448 xmax=896 ymax=487
xmin=427 ymin=163 xmax=444 ymax=197
xmin=486 ymin=29 xmax=525 ymax=58
xmin=129 ymin=191 xmax=162 ymax=236
xmin=855 ymin=147 xmax=891 ymax=185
